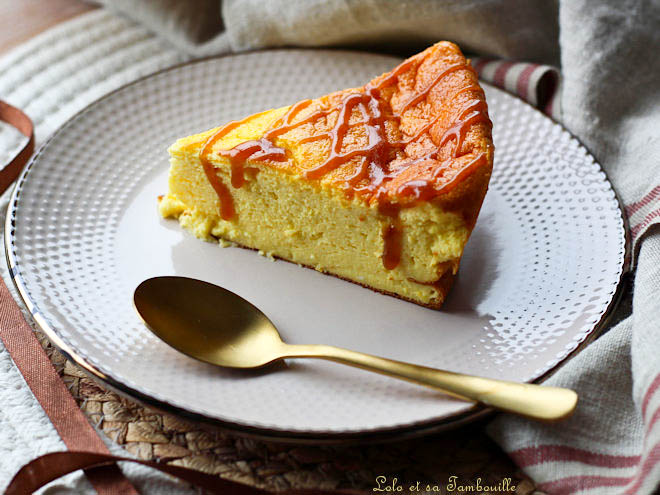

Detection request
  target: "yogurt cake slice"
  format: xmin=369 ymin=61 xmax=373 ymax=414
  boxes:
xmin=159 ymin=42 xmax=494 ymax=309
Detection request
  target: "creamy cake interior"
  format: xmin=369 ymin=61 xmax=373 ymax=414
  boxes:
xmin=159 ymin=42 xmax=493 ymax=308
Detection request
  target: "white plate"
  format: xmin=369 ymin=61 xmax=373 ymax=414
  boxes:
xmin=6 ymin=50 xmax=627 ymax=440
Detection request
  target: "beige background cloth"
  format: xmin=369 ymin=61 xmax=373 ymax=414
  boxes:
xmin=99 ymin=0 xmax=560 ymax=63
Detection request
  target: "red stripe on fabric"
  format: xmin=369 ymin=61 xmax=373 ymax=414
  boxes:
xmin=540 ymin=475 xmax=631 ymax=495
xmin=643 ymin=374 xmax=660 ymax=418
xmin=509 ymin=445 xmax=640 ymax=468
xmin=471 ymin=57 xmax=493 ymax=76
xmin=631 ymin=208 xmax=660 ymax=238
xmin=536 ymin=434 xmax=660 ymax=495
xmin=623 ymin=440 xmax=660 ymax=495
xmin=536 ymin=425 xmax=660 ymax=495
xmin=515 ymin=64 xmax=538 ymax=103
xmin=625 ymin=185 xmax=660 ymax=217
xmin=493 ymin=61 xmax=515 ymax=88
xmin=647 ymin=407 xmax=660 ymax=436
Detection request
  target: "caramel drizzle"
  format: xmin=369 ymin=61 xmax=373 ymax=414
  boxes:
xmin=200 ymin=109 xmax=274 ymax=220
xmin=199 ymin=55 xmax=490 ymax=271
xmin=395 ymin=152 xmax=488 ymax=200
xmin=397 ymin=64 xmax=469 ymax=113
xmin=304 ymin=91 xmax=390 ymax=180
xmin=200 ymin=121 xmax=242 ymax=221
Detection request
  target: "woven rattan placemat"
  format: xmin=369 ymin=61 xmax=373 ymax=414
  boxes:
xmin=38 ymin=331 xmax=541 ymax=494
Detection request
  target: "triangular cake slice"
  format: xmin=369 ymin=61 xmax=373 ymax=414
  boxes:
xmin=159 ymin=42 xmax=493 ymax=309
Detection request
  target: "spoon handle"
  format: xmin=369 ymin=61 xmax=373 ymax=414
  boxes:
xmin=281 ymin=344 xmax=577 ymax=421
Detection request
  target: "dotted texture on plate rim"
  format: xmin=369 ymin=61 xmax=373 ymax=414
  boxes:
xmin=7 ymin=50 xmax=625 ymax=434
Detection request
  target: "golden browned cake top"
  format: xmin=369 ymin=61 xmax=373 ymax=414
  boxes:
xmin=201 ymin=42 xmax=493 ymax=211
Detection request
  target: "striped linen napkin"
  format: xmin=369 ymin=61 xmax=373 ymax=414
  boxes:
xmin=471 ymin=57 xmax=561 ymax=119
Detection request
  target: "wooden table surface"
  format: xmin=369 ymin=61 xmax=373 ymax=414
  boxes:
xmin=0 ymin=0 xmax=95 ymax=55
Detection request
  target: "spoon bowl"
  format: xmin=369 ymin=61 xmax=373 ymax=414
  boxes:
xmin=134 ymin=276 xmax=578 ymax=422
xmin=135 ymin=276 xmax=283 ymax=368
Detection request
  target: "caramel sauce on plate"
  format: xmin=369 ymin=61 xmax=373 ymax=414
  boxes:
xmin=199 ymin=50 xmax=491 ymax=270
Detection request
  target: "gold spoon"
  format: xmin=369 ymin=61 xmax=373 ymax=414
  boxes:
xmin=134 ymin=276 xmax=578 ymax=421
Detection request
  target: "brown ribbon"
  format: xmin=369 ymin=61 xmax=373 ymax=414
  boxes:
xmin=7 ymin=451 xmax=360 ymax=495
xmin=0 ymin=101 xmax=356 ymax=495
xmin=0 ymin=101 xmax=139 ymax=494
xmin=0 ymin=101 xmax=34 ymax=193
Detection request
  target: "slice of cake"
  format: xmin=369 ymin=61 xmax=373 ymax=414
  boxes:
xmin=159 ymin=42 xmax=493 ymax=309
